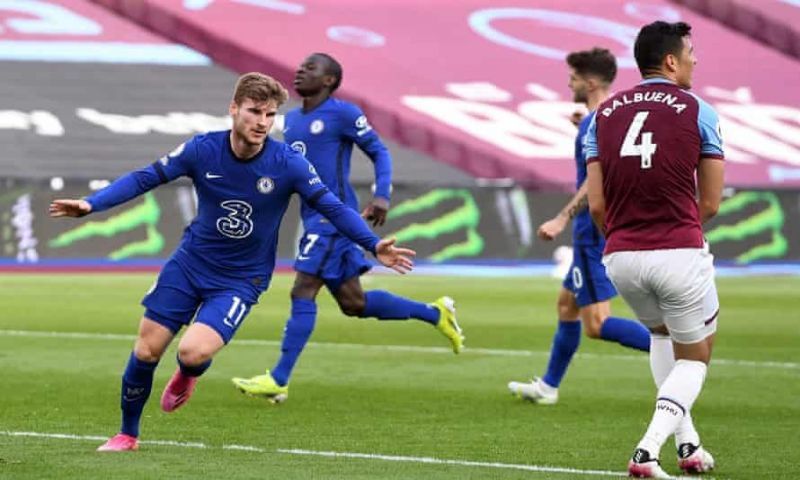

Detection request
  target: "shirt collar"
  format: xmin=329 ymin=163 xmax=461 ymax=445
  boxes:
xmin=639 ymin=77 xmax=676 ymax=86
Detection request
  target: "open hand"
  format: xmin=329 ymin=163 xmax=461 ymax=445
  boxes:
xmin=374 ymin=237 xmax=415 ymax=274
xmin=49 ymin=199 xmax=92 ymax=218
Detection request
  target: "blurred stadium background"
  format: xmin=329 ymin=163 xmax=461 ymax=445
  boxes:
xmin=3 ymin=0 xmax=800 ymax=273
xmin=1 ymin=1 xmax=799 ymax=479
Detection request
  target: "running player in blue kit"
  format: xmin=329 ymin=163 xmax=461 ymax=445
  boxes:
xmin=231 ymin=53 xmax=464 ymax=403
xmin=49 ymin=72 xmax=415 ymax=452
xmin=508 ymin=48 xmax=651 ymax=405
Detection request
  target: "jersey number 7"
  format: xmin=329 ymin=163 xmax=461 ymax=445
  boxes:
xmin=621 ymin=111 xmax=657 ymax=169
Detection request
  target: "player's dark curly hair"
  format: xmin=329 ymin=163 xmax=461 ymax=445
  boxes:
xmin=634 ymin=21 xmax=692 ymax=77
xmin=566 ymin=48 xmax=617 ymax=84
xmin=313 ymin=52 xmax=343 ymax=93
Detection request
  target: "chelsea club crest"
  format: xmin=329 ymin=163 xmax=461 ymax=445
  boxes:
xmin=310 ymin=119 xmax=325 ymax=134
xmin=257 ymin=177 xmax=275 ymax=194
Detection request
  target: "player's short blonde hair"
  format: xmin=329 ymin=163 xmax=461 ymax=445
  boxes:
xmin=233 ymin=73 xmax=289 ymax=106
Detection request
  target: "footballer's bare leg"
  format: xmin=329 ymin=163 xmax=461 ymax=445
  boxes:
xmin=580 ymin=300 xmax=650 ymax=351
xmin=133 ymin=317 xmax=175 ymax=362
xmin=557 ymin=287 xmax=581 ymax=321
xmin=160 ymin=323 xmax=225 ymax=413
xmin=331 ymin=276 xmax=366 ymax=317
xmin=177 ymin=323 xmax=226 ymax=366
xmin=673 ymin=333 xmax=715 ymax=365
xmin=577 ymin=300 xmax=610 ymax=339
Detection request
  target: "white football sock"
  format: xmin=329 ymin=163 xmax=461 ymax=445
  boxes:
xmin=675 ymin=411 xmax=701 ymax=448
xmin=649 ymin=336 xmax=702 ymax=449
xmin=637 ymin=359 xmax=707 ymax=458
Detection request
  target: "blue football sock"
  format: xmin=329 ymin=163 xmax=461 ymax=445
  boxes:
xmin=272 ymin=298 xmax=317 ymax=386
xmin=542 ymin=321 xmax=582 ymax=388
xmin=120 ymin=352 xmax=158 ymax=438
xmin=600 ymin=316 xmax=651 ymax=352
xmin=177 ymin=356 xmax=212 ymax=377
xmin=362 ymin=290 xmax=438 ymax=324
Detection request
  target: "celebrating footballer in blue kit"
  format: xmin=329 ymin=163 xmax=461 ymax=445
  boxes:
xmin=508 ymin=48 xmax=651 ymax=405
xmin=49 ymin=72 xmax=415 ymax=452
xmin=231 ymin=53 xmax=464 ymax=403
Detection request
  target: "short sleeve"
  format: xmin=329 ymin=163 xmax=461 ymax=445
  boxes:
xmin=693 ymin=94 xmax=724 ymax=159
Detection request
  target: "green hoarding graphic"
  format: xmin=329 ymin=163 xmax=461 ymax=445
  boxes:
xmin=706 ymin=192 xmax=788 ymax=263
xmin=387 ymin=189 xmax=484 ymax=262
xmin=6 ymin=181 xmax=800 ymax=264
xmin=48 ymin=193 xmax=165 ymax=260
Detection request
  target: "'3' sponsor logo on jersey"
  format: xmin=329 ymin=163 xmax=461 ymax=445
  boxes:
xmin=217 ymin=200 xmax=254 ymax=239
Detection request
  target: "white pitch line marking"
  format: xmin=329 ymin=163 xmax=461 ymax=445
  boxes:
xmin=1 ymin=431 xmax=632 ymax=478
xmin=0 ymin=329 xmax=797 ymax=370
xmin=276 ymin=448 xmax=629 ymax=477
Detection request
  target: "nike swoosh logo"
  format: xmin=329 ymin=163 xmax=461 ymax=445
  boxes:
xmin=297 ymin=255 xmax=310 ymax=261
xmin=205 ymin=173 xmax=223 ymax=179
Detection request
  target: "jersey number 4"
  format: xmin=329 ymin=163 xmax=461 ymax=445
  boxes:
xmin=621 ymin=111 xmax=657 ymax=169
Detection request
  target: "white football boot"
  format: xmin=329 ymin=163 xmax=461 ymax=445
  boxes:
xmin=507 ymin=377 xmax=558 ymax=405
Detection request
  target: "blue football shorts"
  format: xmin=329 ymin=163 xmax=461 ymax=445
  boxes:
xmin=293 ymin=231 xmax=373 ymax=291
xmin=141 ymin=257 xmax=257 ymax=344
xmin=562 ymin=244 xmax=618 ymax=307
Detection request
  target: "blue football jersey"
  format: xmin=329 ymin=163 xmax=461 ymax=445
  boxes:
xmin=283 ymin=97 xmax=391 ymax=235
xmin=86 ymin=130 xmax=379 ymax=287
xmin=572 ymin=111 xmax=604 ymax=247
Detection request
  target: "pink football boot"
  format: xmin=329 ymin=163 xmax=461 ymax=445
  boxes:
xmin=97 ymin=433 xmax=139 ymax=452
xmin=160 ymin=368 xmax=198 ymax=412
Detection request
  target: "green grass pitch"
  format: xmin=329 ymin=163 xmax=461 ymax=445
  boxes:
xmin=0 ymin=274 xmax=798 ymax=479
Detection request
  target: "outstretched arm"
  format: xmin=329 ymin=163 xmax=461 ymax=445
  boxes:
xmin=49 ymin=139 xmax=196 ymax=218
xmin=49 ymin=165 xmax=164 ymax=218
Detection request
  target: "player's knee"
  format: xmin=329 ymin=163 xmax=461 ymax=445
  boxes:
xmin=581 ymin=314 xmax=605 ymax=339
xmin=339 ymin=297 xmax=366 ymax=317
xmin=557 ymin=299 xmax=578 ymax=320
xmin=133 ymin=340 xmax=165 ymax=363
xmin=290 ymin=284 xmax=316 ymax=300
xmin=177 ymin=344 xmax=214 ymax=366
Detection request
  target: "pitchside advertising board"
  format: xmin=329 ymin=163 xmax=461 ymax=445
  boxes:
xmin=3 ymin=180 xmax=799 ymax=266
